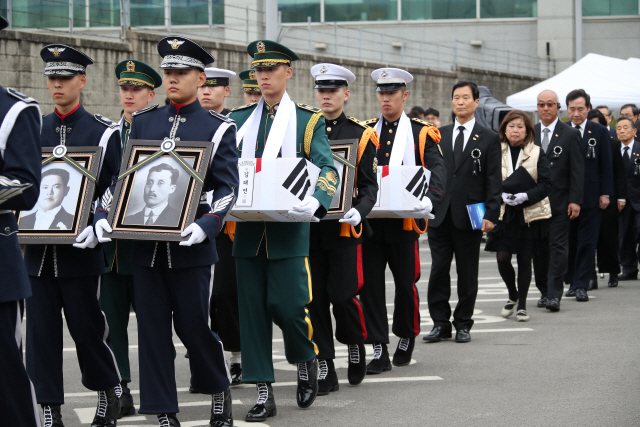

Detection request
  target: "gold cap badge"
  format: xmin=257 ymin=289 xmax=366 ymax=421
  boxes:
xmin=249 ymin=70 xmax=256 ymax=80
xmin=169 ymin=39 xmax=185 ymax=50
xmin=49 ymin=47 xmax=65 ymax=57
xmin=320 ymin=65 xmax=328 ymax=74
xmin=126 ymin=61 xmax=135 ymax=72
xmin=257 ymin=41 xmax=266 ymax=53
xmin=381 ymin=70 xmax=389 ymax=78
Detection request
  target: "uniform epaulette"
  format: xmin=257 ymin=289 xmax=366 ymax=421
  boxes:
xmin=132 ymin=104 xmax=159 ymax=117
xmin=364 ymin=118 xmax=379 ymax=125
xmin=7 ymin=88 xmax=37 ymax=104
xmin=231 ymin=103 xmax=257 ymax=112
xmin=209 ymin=110 xmax=233 ymax=123
xmin=347 ymin=116 xmax=368 ymax=129
xmin=411 ymin=117 xmax=435 ymax=127
xmin=94 ymin=114 xmax=117 ymax=128
xmin=297 ymin=103 xmax=322 ymax=114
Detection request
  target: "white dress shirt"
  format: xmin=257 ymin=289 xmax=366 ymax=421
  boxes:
xmin=452 ymin=117 xmax=476 ymax=151
xmin=34 ymin=205 xmax=63 ymax=229
xmin=621 ymin=140 xmax=634 ymax=158
xmin=540 ymin=117 xmax=558 ymax=135
xmin=144 ymin=200 xmax=168 ymax=224
xmin=572 ymin=119 xmax=587 ymax=138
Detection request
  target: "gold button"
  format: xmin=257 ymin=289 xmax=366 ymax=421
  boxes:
xmin=389 ymin=129 xmax=393 ymax=134
xmin=387 ymin=141 xmax=391 ymax=145
xmin=394 ymin=122 xmax=398 ymax=126
xmin=4 ymin=227 xmax=10 ymax=234
xmin=385 ymin=153 xmax=389 ymax=157
xmin=274 ymin=105 xmax=278 ymax=111
xmin=270 ymin=115 xmax=274 ymax=120
xmin=326 ymin=127 xmax=332 ymax=132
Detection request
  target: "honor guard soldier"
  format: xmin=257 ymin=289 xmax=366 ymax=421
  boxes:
xmin=360 ymin=68 xmax=446 ymax=373
xmin=24 ymin=44 xmax=123 ymax=426
xmin=199 ymin=67 xmax=235 ymax=115
xmin=94 ymin=36 xmax=238 ymax=427
xmin=228 ymin=41 xmax=338 ymax=422
xmin=307 ymin=63 xmax=379 ymax=394
xmin=0 ymin=15 xmax=44 ymax=427
xmin=99 ymin=59 xmax=162 ymax=419
xmin=238 ymin=69 xmax=262 ymax=105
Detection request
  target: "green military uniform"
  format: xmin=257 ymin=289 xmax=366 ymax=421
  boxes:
xmin=229 ymin=43 xmax=338 ymax=385
xmin=239 ymin=69 xmax=261 ymax=94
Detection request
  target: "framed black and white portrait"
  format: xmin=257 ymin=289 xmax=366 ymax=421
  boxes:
xmin=107 ymin=139 xmax=213 ymax=241
xmin=324 ymin=138 xmax=357 ymax=220
xmin=18 ymin=146 xmax=101 ymax=244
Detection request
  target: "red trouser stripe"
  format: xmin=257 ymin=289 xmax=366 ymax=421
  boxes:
xmin=354 ymin=244 xmax=367 ymax=340
xmin=354 ymin=296 xmax=367 ymax=341
xmin=413 ymin=240 xmax=421 ymax=336
xmin=355 ymin=244 xmax=364 ymax=293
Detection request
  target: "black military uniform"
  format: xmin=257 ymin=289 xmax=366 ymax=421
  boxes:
xmin=24 ymin=44 xmax=122 ymax=426
xmin=359 ymin=68 xmax=446 ymax=374
xmin=94 ymin=37 xmax=238 ymax=427
xmin=0 ymin=33 xmax=44 ymax=425
xmin=307 ymin=63 xmax=379 ymax=395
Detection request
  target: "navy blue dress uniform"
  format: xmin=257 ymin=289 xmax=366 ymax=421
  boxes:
xmin=94 ymin=36 xmax=238 ymax=425
xmin=359 ymin=68 xmax=446 ymax=372
xmin=616 ymin=124 xmax=640 ymax=281
xmin=24 ymin=44 xmax=123 ymax=426
xmin=307 ymin=64 xmax=379 ymax=394
xmin=0 ymin=24 xmax=44 ymax=423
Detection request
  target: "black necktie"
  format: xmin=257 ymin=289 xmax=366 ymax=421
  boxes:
xmin=623 ymin=146 xmax=630 ymax=169
xmin=145 ymin=211 xmax=154 ymax=225
xmin=454 ymin=126 xmax=464 ymax=168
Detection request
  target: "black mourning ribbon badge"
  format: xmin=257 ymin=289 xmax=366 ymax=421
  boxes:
xmin=118 ymin=138 xmax=204 ymax=184
xmin=553 ymin=145 xmax=562 ymax=159
xmin=42 ymin=144 xmax=97 ymax=182
xmin=586 ymin=138 xmax=597 ymax=159
xmin=471 ymin=148 xmax=482 ymax=176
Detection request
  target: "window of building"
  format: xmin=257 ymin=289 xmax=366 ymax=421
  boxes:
xmin=402 ymin=0 xmax=475 ymax=20
xmin=172 ymin=0 xmax=223 ymax=26
xmin=12 ymin=0 xmax=69 ymax=28
xmin=481 ymin=0 xmax=536 ymax=18
xmin=91 ymin=0 xmax=121 ymax=27
xmin=130 ymin=0 xmax=164 ymax=26
xmin=583 ymin=0 xmax=638 ymax=16
xmin=325 ymin=0 xmax=398 ymax=22
xmin=279 ymin=0 xmax=321 ymax=23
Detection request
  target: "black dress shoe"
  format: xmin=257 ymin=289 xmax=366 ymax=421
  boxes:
xmin=537 ymin=296 xmax=548 ymax=308
xmin=366 ymin=343 xmax=392 ymax=375
xmin=576 ymin=288 xmax=589 ymax=302
xmin=230 ymin=363 xmax=242 ymax=386
xmin=157 ymin=413 xmax=181 ymax=426
xmin=455 ymin=329 xmax=471 ymax=343
xmin=209 ymin=388 xmax=232 ymax=427
xmin=347 ymin=343 xmax=366 ymax=385
xmin=608 ymin=275 xmax=618 ymax=288
xmin=296 ymin=358 xmax=318 ymax=409
xmin=184 ymin=350 xmax=189 ymax=358
xmin=618 ymin=271 xmax=638 ymax=281
xmin=587 ymin=274 xmax=598 ymax=290
xmin=245 ymin=383 xmax=276 ymax=422
xmin=317 ymin=359 xmax=339 ymax=395
xmin=422 ymin=326 xmax=452 ymax=343
xmin=392 ymin=337 xmax=414 ymax=367
xmin=545 ymin=298 xmax=560 ymax=312
xmin=42 ymin=404 xmax=64 ymax=427
xmin=565 ymin=286 xmax=576 ymax=297
xmin=117 ymin=382 xmax=135 ymax=419
xmin=91 ymin=389 xmax=119 ymax=427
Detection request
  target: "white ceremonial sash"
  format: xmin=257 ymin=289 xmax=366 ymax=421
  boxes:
xmin=374 ymin=111 xmax=415 ymax=166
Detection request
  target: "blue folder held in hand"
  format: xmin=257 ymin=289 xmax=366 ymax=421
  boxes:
xmin=467 ymin=203 xmax=486 ymax=230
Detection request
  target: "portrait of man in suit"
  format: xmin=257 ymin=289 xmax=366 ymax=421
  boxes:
xmin=124 ymin=162 xmax=181 ymax=227
xmin=20 ymin=167 xmax=75 ymax=230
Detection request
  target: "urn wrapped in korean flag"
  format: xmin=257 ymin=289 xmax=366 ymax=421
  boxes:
xmin=228 ymin=157 xmax=321 ymax=221
xmin=368 ymin=165 xmax=431 ymax=218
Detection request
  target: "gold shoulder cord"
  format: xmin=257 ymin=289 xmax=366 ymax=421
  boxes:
xmin=304 ymin=111 xmax=323 ymax=158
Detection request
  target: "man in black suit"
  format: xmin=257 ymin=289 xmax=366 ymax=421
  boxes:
xmin=124 ymin=162 xmax=181 ymax=227
xmin=596 ymin=105 xmax=617 ymax=139
xmin=616 ymin=117 xmax=640 ymax=281
xmin=620 ymin=104 xmax=640 ymax=142
xmin=423 ymin=81 xmax=501 ymax=344
xmin=564 ymin=89 xmax=614 ymax=302
xmin=20 ymin=168 xmax=74 ymax=230
xmin=532 ymin=90 xmax=584 ymax=311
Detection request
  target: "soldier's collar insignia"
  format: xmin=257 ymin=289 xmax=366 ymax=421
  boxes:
xmin=49 ymin=47 xmax=65 ymax=57
xmin=126 ymin=61 xmax=135 ymax=72
xmin=169 ymin=39 xmax=185 ymax=49
xmin=257 ymin=41 xmax=266 ymax=53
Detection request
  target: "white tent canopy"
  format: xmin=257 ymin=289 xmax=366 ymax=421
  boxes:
xmin=506 ymin=53 xmax=640 ymax=112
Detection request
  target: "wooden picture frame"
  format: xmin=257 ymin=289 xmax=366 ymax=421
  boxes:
xmin=106 ymin=139 xmax=213 ymax=241
xmin=324 ymin=138 xmax=358 ymax=220
xmin=17 ymin=146 xmax=102 ymax=244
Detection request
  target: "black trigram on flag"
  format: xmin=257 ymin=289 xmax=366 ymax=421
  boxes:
xmin=405 ymin=168 xmax=427 ymax=199
xmin=282 ymin=159 xmax=311 ymax=201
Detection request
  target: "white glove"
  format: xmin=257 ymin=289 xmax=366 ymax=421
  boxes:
xmin=339 ymin=208 xmax=361 ymax=226
xmin=95 ymin=219 xmax=113 ymax=243
xmin=73 ymin=226 xmax=98 ymax=249
xmin=413 ymin=197 xmax=435 ymax=219
xmin=180 ymin=223 xmax=207 ymax=246
xmin=502 ymin=192 xmax=513 ymax=204
xmin=506 ymin=192 xmax=528 ymax=206
xmin=288 ymin=196 xmax=321 ymax=221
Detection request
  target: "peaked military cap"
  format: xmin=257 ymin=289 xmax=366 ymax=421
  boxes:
xmin=371 ymin=68 xmax=413 ymax=92
xmin=0 ymin=15 xmax=8 ymax=31
xmin=157 ymin=36 xmax=214 ymax=71
xmin=115 ymin=59 xmax=162 ymax=89
xmin=203 ymin=67 xmax=236 ymax=87
xmin=238 ymin=69 xmax=260 ymax=93
xmin=247 ymin=40 xmax=299 ymax=68
xmin=311 ymin=63 xmax=356 ymax=89
xmin=40 ymin=44 xmax=94 ymax=76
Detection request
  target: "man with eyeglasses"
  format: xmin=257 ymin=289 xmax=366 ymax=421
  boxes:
xmin=620 ymin=104 xmax=640 ymax=141
xmin=596 ymin=105 xmax=617 ymax=139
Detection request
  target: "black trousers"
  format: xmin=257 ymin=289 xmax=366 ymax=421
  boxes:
xmin=533 ymin=213 xmax=571 ymax=300
xmin=567 ymin=207 xmax=602 ymax=289
xmin=360 ymin=239 xmax=421 ymax=344
xmin=427 ymin=212 xmax=483 ymax=332
xmin=133 ymin=250 xmax=229 ymax=415
xmin=619 ymin=204 xmax=640 ymax=275
xmin=0 ymin=300 xmax=40 ymax=427
xmin=308 ymin=244 xmax=367 ymax=360
xmin=25 ymin=252 xmax=121 ymax=405
xmin=210 ymin=234 xmax=240 ymax=352
xmin=597 ymin=203 xmax=621 ymax=275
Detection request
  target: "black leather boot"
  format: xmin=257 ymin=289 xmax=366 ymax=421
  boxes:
xmin=317 ymin=359 xmax=339 ymax=395
xmin=366 ymin=343 xmax=392 ymax=375
xmin=91 ymin=388 xmax=120 ymax=427
xmin=392 ymin=337 xmax=415 ymax=367
xmin=209 ymin=388 xmax=233 ymax=427
xmin=157 ymin=413 xmax=180 ymax=426
xmin=118 ymin=382 xmax=136 ymax=418
xmin=347 ymin=343 xmax=366 ymax=385
xmin=296 ymin=358 xmax=318 ymax=408
xmin=245 ymin=383 xmax=276 ymax=422
xmin=42 ymin=404 xmax=64 ymax=427
xmin=230 ymin=363 xmax=242 ymax=386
